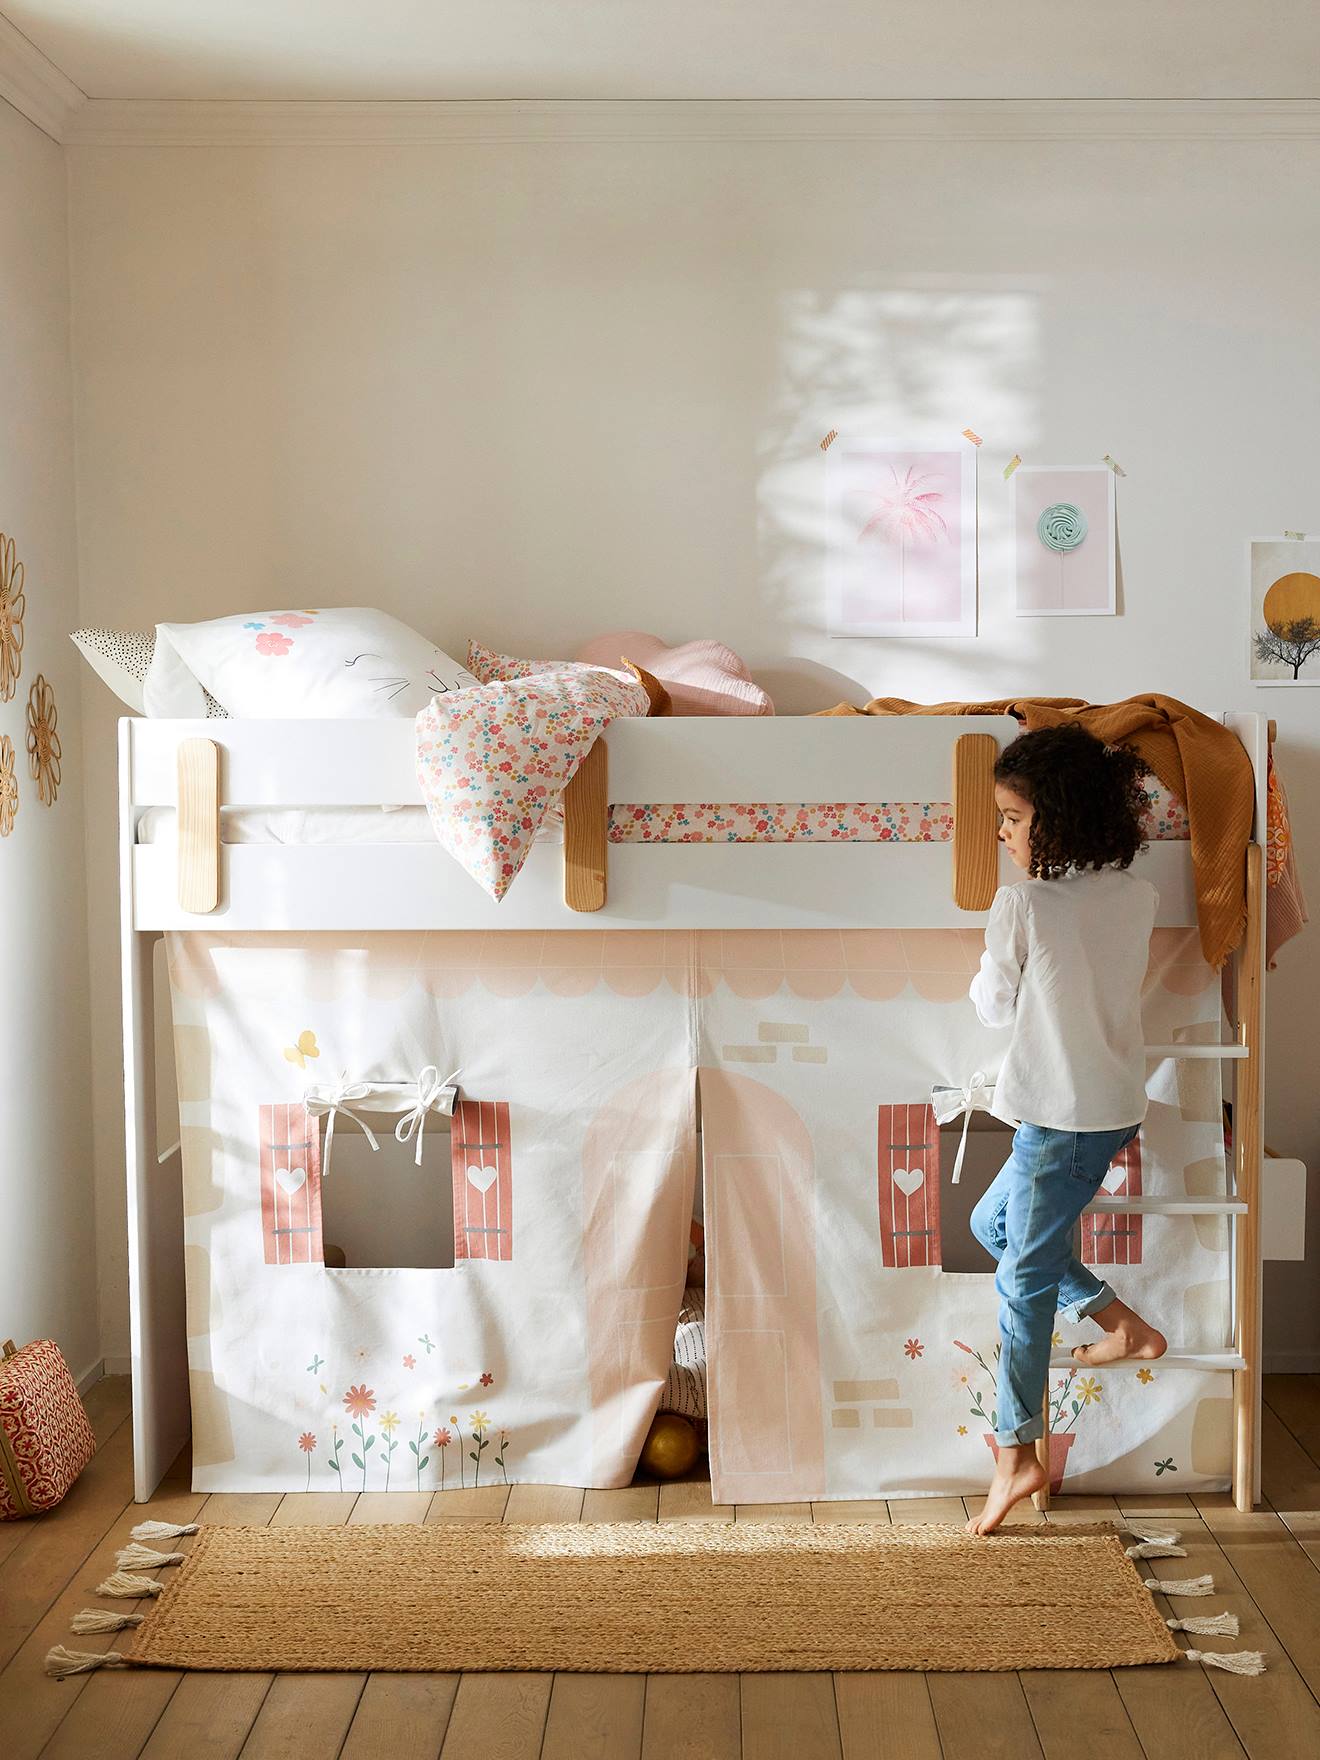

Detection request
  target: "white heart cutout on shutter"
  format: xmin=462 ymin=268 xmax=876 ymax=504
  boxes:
xmin=1101 ymin=1168 xmax=1128 ymax=1194
xmin=892 ymin=1167 xmax=925 ymax=1199
xmin=275 ymin=1165 xmax=307 ymax=1196
xmin=466 ymin=1163 xmax=498 ymax=1195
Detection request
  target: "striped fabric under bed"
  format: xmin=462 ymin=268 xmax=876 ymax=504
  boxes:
xmin=661 ymin=1285 xmax=708 ymax=1422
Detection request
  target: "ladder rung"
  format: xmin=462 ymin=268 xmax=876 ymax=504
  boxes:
xmin=1049 ymin=1349 xmax=1246 ymax=1371
xmin=1085 ymin=1197 xmax=1247 ymax=1215
xmin=1144 ymin=1043 xmax=1248 ymax=1060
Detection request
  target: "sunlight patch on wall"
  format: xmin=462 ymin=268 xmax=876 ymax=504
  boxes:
xmin=755 ymin=285 xmax=1042 ymax=695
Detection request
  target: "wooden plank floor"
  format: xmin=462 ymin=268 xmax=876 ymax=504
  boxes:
xmin=3 ymin=1375 xmax=1319 ymax=1759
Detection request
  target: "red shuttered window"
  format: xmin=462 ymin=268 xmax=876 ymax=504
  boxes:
xmin=1080 ymin=1133 xmax=1143 ymax=1267
xmin=876 ymin=1103 xmax=942 ymax=1269
xmin=258 ymin=1103 xmax=324 ymax=1266
xmin=450 ymin=1100 xmax=513 ymax=1262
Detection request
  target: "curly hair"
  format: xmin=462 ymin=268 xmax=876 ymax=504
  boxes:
xmin=994 ymin=723 xmax=1147 ymax=879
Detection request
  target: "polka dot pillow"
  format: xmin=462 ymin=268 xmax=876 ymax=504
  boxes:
xmin=70 ymin=628 xmax=227 ymax=717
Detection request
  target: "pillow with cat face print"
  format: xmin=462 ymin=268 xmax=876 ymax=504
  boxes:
xmin=143 ymin=608 xmax=476 ymax=718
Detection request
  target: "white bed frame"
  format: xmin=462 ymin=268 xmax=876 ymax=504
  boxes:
xmin=119 ymin=711 xmax=1270 ymax=1508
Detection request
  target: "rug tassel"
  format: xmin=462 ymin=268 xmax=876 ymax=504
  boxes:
xmin=94 ymin=1571 xmax=166 ymax=1598
xmin=45 ymin=1645 xmax=130 ymax=1680
xmin=129 ymin=1520 xmax=199 ymax=1542
xmin=115 ymin=1542 xmax=185 ymax=1570
xmin=1126 ymin=1540 xmax=1187 ymax=1558
xmin=1167 ymin=1612 xmax=1240 ymax=1636
xmin=1184 ymin=1647 xmax=1266 ymax=1675
xmin=1144 ymin=1573 xmax=1214 ymax=1597
xmin=1125 ymin=1525 xmax=1181 ymax=1547
xmin=71 ymin=1609 xmax=146 ymax=1634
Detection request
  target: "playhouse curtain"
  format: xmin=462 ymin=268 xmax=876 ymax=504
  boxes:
xmin=167 ymin=926 xmax=1234 ymax=1500
xmin=166 ymin=930 xmax=697 ymax=1494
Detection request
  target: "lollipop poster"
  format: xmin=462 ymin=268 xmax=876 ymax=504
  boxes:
xmin=1012 ymin=465 xmax=1116 ymax=616
xmin=827 ymin=440 xmax=977 ymax=638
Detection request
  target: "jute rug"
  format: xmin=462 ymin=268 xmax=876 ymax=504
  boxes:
xmin=119 ymin=1521 xmax=1178 ymax=1673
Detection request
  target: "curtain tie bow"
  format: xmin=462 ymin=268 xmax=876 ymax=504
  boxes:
xmin=930 ymin=1070 xmax=995 ymax=1184
xmin=304 ymin=1074 xmax=380 ymax=1179
xmin=394 ymin=1066 xmax=462 ymax=1166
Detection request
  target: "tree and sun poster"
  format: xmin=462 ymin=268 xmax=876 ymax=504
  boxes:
xmin=1250 ymin=539 xmax=1320 ymax=685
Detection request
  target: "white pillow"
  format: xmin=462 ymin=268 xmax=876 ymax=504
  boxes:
xmin=70 ymin=627 xmax=227 ymax=716
xmin=143 ymin=608 xmax=477 ymax=718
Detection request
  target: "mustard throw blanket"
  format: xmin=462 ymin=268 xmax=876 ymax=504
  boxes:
xmin=818 ymin=694 xmax=1254 ymax=969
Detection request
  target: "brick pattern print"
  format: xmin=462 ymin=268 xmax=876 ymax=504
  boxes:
xmin=451 ymin=1099 xmax=513 ymax=1262
xmin=877 ymin=1103 xmax=942 ymax=1269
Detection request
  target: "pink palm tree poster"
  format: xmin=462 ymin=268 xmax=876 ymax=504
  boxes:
xmin=828 ymin=441 xmax=976 ymax=637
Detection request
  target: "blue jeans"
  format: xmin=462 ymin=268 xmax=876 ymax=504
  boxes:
xmin=969 ymin=1121 xmax=1138 ymax=1446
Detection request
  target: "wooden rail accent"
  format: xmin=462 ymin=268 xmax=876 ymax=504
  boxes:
xmin=563 ymin=738 xmax=608 ymax=912
xmin=1232 ymin=840 xmax=1265 ymax=1511
xmin=1033 ymin=1383 xmax=1052 ymax=1512
xmin=176 ymin=738 xmax=219 ymax=914
xmin=952 ymin=733 xmax=999 ymax=910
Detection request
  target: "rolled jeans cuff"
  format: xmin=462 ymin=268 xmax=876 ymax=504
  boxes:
xmin=1058 ymin=1279 xmax=1117 ymax=1326
xmin=995 ymin=1416 xmax=1045 ymax=1447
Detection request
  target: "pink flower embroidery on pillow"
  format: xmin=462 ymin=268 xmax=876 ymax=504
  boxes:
xmin=255 ymin=631 xmax=294 ymax=656
xmin=269 ymin=612 xmax=315 ymax=629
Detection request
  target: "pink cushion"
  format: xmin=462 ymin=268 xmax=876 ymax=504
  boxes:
xmin=574 ymin=631 xmax=773 ymax=717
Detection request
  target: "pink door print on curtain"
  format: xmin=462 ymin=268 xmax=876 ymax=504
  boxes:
xmin=876 ymin=1103 xmax=942 ymax=1269
xmin=1081 ymin=1133 xmax=1143 ymax=1266
xmin=701 ymin=1070 xmax=825 ymax=1505
xmin=580 ymin=1068 xmax=699 ymax=1487
xmin=450 ymin=1100 xmax=513 ymax=1261
xmin=258 ymin=1103 xmax=324 ymax=1265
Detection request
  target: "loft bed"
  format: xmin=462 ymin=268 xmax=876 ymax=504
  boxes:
xmin=120 ymin=710 xmax=1269 ymax=1511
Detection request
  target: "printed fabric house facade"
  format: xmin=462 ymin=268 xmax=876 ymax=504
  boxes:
xmin=166 ymin=922 xmax=1234 ymax=1503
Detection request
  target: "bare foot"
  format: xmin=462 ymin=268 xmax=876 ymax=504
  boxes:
xmin=1071 ymin=1297 xmax=1167 ymax=1367
xmin=965 ymin=1446 xmax=1047 ymax=1536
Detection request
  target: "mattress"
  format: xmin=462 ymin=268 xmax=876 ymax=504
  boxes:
xmin=136 ymin=784 xmax=1188 ymax=846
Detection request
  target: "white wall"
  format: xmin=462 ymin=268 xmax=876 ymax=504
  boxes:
xmin=0 ymin=99 xmax=99 ymax=1381
xmin=66 ymin=124 xmax=1320 ymax=1366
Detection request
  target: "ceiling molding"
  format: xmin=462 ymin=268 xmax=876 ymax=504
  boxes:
xmin=0 ymin=11 xmax=85 ymax=141
xmin=61 ymin=96 xmax=1320 ymax=149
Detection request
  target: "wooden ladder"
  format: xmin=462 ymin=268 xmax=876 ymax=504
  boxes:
xmin=1032 ymin=841 xmax=1265 ymax=1513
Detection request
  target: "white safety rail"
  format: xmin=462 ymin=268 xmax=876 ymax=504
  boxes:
xmin=122 ymin=714 xmax=1201 ymax=931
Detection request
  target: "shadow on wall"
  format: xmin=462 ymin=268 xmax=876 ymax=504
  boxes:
xmin=754 ymin=282 xmax=1047 ymax=712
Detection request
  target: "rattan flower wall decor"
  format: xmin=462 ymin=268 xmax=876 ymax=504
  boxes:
xmin=0 ymin=532 xmax=25 ymax=701
xmin=0 ymin=735 xmax=17 ymax=837
xmin=25 ymin=674 xmax=61 ymax=806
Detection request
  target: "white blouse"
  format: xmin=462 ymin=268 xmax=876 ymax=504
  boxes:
xmin=969 ymin=867 xmax=1159 ymax=1132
